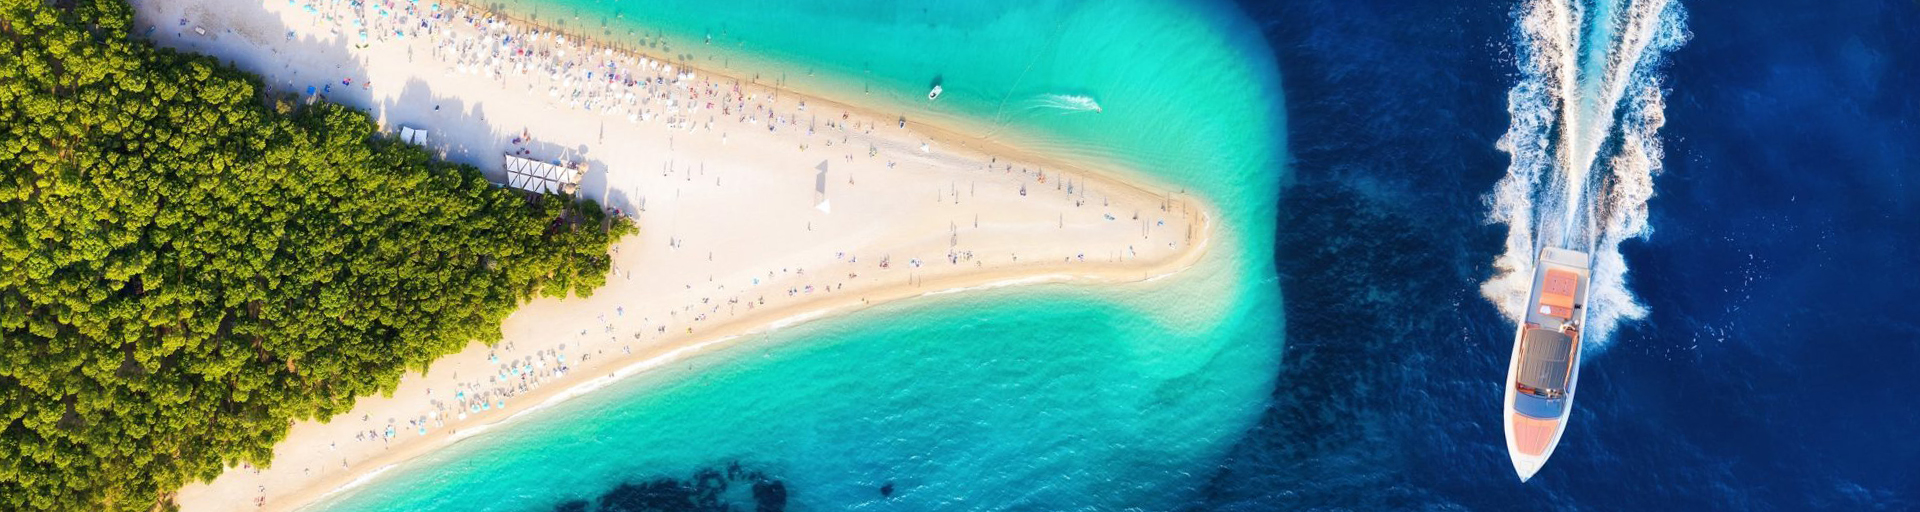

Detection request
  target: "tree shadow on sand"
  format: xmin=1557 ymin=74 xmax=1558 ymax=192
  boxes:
xmin=131 ymin=0 xmax=623 ymax=206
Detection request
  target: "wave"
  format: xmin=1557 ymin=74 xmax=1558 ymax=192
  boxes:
xmin=1483 ymin=0 xmax=1690 ymax=347
xmin=1027 ymin=93 xmax=1103 ymax=114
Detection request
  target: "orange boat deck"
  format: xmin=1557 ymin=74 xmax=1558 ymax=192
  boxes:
xmin=1511 ymin=414 xmax=1560 ymax=456
xmin=1537 ymin=268 xmax=1580 ymax=319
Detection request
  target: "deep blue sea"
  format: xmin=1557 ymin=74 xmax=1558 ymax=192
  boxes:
xmin=1204 ymin=0 xmax=1918 ymax=509
xmin=309 ymin=0 xmax=1919 ymax=510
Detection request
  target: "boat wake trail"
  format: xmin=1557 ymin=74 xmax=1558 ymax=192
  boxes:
xmin=1027 ymin=93 xmax=1103 ymax=114
xmin=1483 ymin=0 xmax=1689 ymax=347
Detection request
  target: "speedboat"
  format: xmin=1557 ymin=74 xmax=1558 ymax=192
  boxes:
xmin=1501 ymin=246 xmax=1591 ymax=481
xmin=928 ymin=85 xmax=943 ymax=101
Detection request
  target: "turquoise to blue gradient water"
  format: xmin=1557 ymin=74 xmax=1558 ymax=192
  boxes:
xmin=313 ymin=0 xmax=1285 ymax=510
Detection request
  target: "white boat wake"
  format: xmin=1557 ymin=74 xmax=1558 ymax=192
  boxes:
xmin=1027 ymin=93 xmax=1103 ymax=114
xmin=1483 ymin=0 xmax=1690 ymax=347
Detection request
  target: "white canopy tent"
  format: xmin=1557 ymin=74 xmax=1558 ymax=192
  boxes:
xmin=503 ymin=154 xmax=582 ymax=195
xmin=399 ymin=126 xmax=429 ymax=145
xmin=813 ymin=160 xmax=830 ymax=213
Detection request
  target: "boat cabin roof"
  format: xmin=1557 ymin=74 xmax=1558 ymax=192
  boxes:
xmin=1518 ymin=328 xmax=1574 ymax=391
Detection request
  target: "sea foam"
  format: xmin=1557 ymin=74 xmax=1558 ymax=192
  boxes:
xmin=1028 ymin=93 xmax=1104 ymax=114
xmin=1484 ymin=0 xmax=1690 ymax=346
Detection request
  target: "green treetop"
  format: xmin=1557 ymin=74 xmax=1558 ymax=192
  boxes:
xmin=0 ymin=0 xmax=634 ymax=509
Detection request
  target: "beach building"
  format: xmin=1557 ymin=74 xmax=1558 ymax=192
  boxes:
xmin=502 ymin=154 xmax=583 ymax=195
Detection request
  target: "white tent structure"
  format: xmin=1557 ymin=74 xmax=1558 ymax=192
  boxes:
xmin=503 ymin=154 xmax=583 ymax=195
xmin=399 ymin=126 xmax=429 ymax=145
xmin=813 ymin=160 xmax=831 ymax=213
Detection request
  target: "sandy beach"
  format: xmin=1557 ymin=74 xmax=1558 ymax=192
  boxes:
xmin=128 ymin=0 xmax=1216 ymax=510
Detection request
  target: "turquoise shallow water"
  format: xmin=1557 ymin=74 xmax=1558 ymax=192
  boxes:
xmin=313 ymin=0 xmax=1286 ymax=510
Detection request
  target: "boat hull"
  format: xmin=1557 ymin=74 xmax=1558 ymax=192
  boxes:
xmin=1501 ymin=247 xmax=1592 ymax=482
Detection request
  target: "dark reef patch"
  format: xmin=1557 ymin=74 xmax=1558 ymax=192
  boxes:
xmin=543 ymin=462 xmax=788 ymax=512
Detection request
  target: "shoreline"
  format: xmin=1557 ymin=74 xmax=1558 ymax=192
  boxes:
xmin=134 ymin=0 xmax=1223 ymax=510
xmin=294 ymin=235 xmax=1211 ymax=511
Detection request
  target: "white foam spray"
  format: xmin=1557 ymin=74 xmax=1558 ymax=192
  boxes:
xmin=1484 ymin=0 xmax=1690 ymax=346
xmin=1027 ymin=93 xmax=1103 ymax=114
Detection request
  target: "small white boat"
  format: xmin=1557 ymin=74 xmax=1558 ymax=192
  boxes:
xmin=928 ymin=85 xmax=943 ymax=101
xmin=1502 ymin=246 xmax=1592 ymax=481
